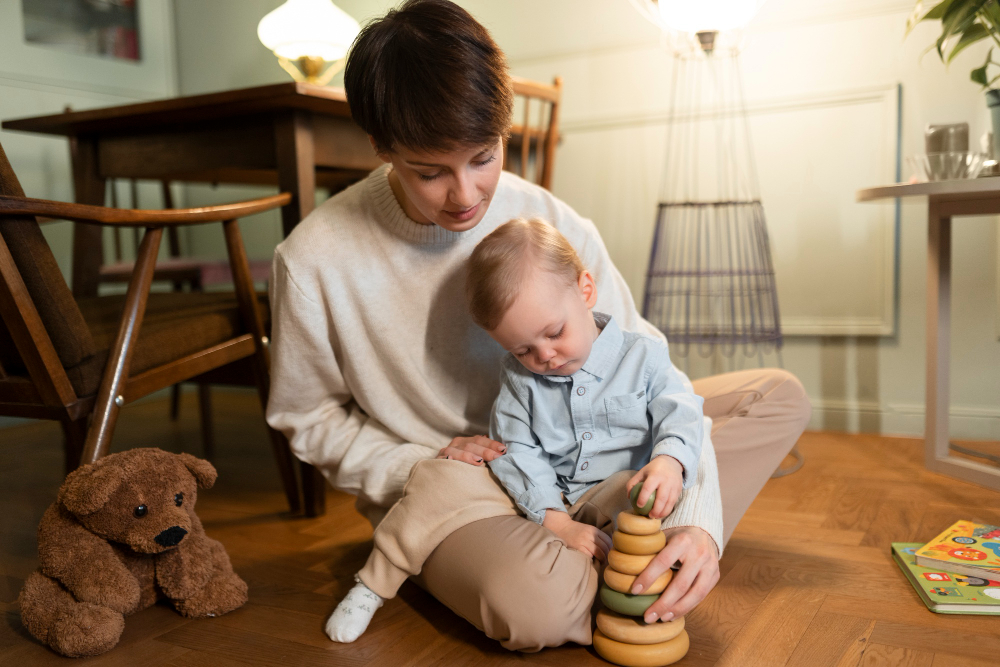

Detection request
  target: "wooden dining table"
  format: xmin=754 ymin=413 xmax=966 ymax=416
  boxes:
xmin=2 ymin=81 xmax=381 ymax=298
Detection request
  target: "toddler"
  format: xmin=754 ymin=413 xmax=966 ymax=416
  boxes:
xmin=326 ymin=218 xmax=704 ymax=642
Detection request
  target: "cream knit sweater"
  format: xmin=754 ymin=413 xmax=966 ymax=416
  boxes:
xmin=266 ymin=165 xmax=724 ymax=552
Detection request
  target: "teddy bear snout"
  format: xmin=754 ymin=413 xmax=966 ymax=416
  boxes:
xmin=154 ymin=526 xmax=188 ymax=548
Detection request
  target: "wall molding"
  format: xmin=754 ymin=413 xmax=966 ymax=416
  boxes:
xmin=810 ymin=398 xmax=1000 ymax=439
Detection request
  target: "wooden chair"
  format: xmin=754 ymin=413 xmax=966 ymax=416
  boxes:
xmin=0 ymin=140 xmax=304 ymax=514
xmin=505 ymin=76 xmax=563 ymax=190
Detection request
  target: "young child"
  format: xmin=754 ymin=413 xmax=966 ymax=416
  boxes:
xmin=472 ymin=218 xmax=704 ymax=559
xmin=326 ymin=218 xmax=704 ymax=642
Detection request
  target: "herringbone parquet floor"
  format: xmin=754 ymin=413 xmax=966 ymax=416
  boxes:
xmin=2 ymin=390 xmax=1000 ymax=666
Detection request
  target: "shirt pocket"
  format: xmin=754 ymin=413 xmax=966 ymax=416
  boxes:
xmin=604 ymin=391 xmax=647 ymax=438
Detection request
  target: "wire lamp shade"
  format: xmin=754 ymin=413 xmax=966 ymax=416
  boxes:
xmin=641 ymin=32 xmax=781 ymax=359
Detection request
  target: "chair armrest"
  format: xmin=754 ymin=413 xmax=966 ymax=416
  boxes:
xmin=0 ymin=193 xmax=291 ymax=227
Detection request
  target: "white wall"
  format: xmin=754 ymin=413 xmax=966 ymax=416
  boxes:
xmin=171 ymin=0 xmax=1000 ymax=440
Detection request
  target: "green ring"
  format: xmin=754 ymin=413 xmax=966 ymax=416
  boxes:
xmin=630 ymin=483 xmax=655 ymax=516
xmin=600 ymin=584 xmax=659 ymax=617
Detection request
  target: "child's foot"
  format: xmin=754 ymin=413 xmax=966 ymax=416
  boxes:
xmin=325 ymin=580 xmax=384 ymax=643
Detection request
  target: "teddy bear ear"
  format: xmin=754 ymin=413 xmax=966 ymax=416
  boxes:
xmin=58 ymin=462 xmax=125 ymax=516
xmin=177 ymin=453 xmax=217 ymax=489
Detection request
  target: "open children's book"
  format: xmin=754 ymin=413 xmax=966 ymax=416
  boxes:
xmin=913 ymin=520 xmax=1000 ymax=578
xmin=892 ymin=543 xmax=1000 ymax=615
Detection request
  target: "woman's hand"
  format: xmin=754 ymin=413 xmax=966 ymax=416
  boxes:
xmin=543 ymin=510 xmax=612 ymax=562
xmin=629 ymin=526 xmax=720 ymax=623
xmin=626 ymin=455 xmax=684 ymax=519
xmin=436 ymin=435 xmax=506 ymax=466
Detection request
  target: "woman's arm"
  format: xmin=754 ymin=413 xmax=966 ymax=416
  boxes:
xmin=267 ymin=252 xmax=437 ymax=509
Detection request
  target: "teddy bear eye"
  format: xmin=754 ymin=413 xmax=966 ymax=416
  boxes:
xmin=175 ymin=493 xmax=184 ymax=507
xmin=134 ymin=505 xmax=148 ymax=518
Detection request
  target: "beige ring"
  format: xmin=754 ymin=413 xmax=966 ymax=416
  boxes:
xmin=593 ymin=628 xmax=690 ymax=667
xmin=612 ymin=530 xmax=666 ymax=556
xmin=607 ymin=549 xmax=655 ymax=575
xmin=617 ymin=511 xmax=662 ymax=536
xmin=596 ymin=609 xmax=685 ymax=645
xmin=604 ymin=566 xmax=673 ymax=595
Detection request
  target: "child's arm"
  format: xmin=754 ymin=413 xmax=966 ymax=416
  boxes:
xmin=487 ymin=366 xmax=565 ymax=526
xmin=629 ymin=342 xmax=705 ymax=518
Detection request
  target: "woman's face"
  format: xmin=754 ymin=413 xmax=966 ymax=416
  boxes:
xmin=378 ymin=138 xmax=504 ymax=232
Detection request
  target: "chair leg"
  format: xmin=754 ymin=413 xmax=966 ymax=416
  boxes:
xmin=60 ymin=417 xmax=88 ymax=474
xmin=301 ymin=462 xmax=327 ymax=517
xmin=170 ymin=384 xmax=181 ymax=421
xmin=266 ymin=425 xmax=303 ymax=514
xmin=197 ymin=383 xmax=215 ymax=460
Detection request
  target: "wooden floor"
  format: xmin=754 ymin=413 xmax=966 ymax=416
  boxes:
xmin=3 ymin=391 xmax=1000 ymax=667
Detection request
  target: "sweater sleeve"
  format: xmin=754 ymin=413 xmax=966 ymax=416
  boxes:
xmin=661 ymin=419 xmax=724 ymax=557
xmin=266 ymin=251 xmax=436 ymax=509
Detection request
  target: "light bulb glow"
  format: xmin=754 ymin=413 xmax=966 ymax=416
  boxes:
xmin=257 ymin=0 xmax=360 ymax=61
xmin=657 ymin=0 xmax=763 ymax=33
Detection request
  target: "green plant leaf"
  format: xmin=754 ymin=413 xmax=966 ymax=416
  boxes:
xmin=949 ymin=22 xmax=990 ymax=61
xmin=971 ymin=46 xmax=992 ymax=86
xmin=936 ymin=2 xmax=985 ymax=60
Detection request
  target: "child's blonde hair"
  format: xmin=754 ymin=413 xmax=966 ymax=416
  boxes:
xmin=466 ymin=218 xmax=586 ymax=331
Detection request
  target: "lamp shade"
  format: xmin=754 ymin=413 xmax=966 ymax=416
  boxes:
xmin=257 ymin=0 xmax=360 ymax=61
xmin=656 ymin=0 xmax=764 ymax=33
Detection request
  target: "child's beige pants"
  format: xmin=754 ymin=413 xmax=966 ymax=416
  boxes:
xmin=358 ymin=368 xmax=810 ymax=652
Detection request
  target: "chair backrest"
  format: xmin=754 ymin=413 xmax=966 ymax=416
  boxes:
xmin=504 ymin=76 xmax=562 ymax=191
xmin=0 ymin=141 xmax=96 ymax=385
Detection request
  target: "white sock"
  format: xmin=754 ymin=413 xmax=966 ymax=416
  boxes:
xmin=325 ymin=578 xmax=385 ymax=643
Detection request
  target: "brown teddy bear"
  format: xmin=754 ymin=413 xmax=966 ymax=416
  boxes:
xmin=18 ymin=448 xmax=248 ymax=657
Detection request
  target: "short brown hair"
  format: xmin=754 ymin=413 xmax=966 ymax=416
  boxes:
xmin=344 ymin=0 xmax=514 ymax=154
xmin=467 ymin=219 xmax=586 ymax=331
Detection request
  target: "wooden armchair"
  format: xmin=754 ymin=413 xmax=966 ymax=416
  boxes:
xmin=0 ymin=141 xmax=303 ymax=513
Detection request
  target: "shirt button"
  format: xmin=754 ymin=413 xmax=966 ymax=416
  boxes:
xmin=583 ymin=432 xmax=592 ymax=440
xmin=577 ymin=387 xmax=586 ymax=396
xmin=582 ymin=461 xmax=589 ymax=470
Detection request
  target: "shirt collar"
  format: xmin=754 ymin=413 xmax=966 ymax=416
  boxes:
xmin=540 ymin=312 xmax=621 ymax=384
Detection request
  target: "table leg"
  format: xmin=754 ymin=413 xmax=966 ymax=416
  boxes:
xmin=275 ymin=110 xmax=316 ymax=238
xmin=925 ymin=201 xmax=950 ymax=468
xmin=70 ymin=135 xmax=105 ymax=298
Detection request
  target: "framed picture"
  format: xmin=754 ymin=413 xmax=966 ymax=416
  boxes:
xmin=22 ymin=0 xmax=141 ymax=62
xmin=0 ymin=0 xmax=175 ymax=100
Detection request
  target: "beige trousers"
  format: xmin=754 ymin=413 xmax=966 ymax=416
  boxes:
xmin=359 ymin=368 xmax=810 ymax=652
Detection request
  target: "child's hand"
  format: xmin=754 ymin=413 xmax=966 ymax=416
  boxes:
xmin=626 ymin=456 xmax=684 ymax=520
xmin=542 ymin=510 xmax=612 ymax=562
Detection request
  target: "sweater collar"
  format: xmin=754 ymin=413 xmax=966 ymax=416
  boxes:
xmin=367 ymin=164 xmax=495 ymax=245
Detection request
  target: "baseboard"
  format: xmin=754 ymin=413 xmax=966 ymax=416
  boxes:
xmin=809 ymin=399 xmax=1000 ymax=440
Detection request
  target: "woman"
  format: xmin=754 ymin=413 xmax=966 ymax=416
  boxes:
xmin=266 ymin=0 xmax=810 ymax=652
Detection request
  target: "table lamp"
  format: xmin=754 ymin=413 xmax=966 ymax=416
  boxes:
xmin=257 ymin=0 xmax=361 ymax=85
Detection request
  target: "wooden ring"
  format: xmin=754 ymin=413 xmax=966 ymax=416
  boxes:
xmin=607 ymin=549 xmax=655 ymax=575
xmin=613 ymin=530 xmax=666 ymax=556
xmin=596 ymin=609 xmax=686 ymax=645
xmin=617 ymin=511 xmax=662 ymax=536
xmin=604 ymin=567 xmax=672 ymax=595
xmin=593 ymin=628 xmax=690 ymax=667
xmin=599 ymin=584 xmax=659 ymax=617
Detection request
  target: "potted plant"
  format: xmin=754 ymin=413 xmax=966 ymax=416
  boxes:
xmin=907 ymin=0 xmax=1000 ymax=157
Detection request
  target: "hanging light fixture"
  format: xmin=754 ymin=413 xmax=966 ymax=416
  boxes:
xmin=630 ymin=0 xmax=765 ymax=53
xmin=257 ymin=0 xmax=361 ymax=85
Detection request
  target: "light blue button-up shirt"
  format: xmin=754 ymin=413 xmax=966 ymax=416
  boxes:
xmin=488 ymin=313 xmax=704 ymax=524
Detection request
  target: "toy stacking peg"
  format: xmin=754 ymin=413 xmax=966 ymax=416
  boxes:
xmin=594 ymin=483 xmax=690 ymax=667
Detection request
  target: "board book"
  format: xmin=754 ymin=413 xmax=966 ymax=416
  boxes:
xmin=914 ymin=520 xmax=1000 ymax=578
xmin=892 ymin=543 xmax=1000 ymax=614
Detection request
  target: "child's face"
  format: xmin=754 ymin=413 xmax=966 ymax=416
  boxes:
xmin=489 ymin=268 xmax=600 ymax=376
xmin=378 ymin=138 xmax=504 ymax=232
